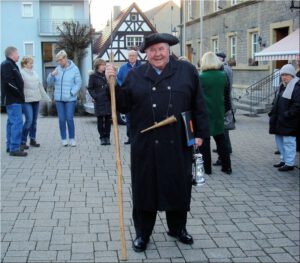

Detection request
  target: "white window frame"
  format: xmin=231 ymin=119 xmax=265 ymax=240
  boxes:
xmin=214 ymin=0 xmax=220 ymax=12
xmin=230 ymin=35 xmax=237 ymax=59
xmin=23 ymin=42 xmax=35 ymax=56
xmin=212 ymin=38 xmax=219 ymax=54
xmin=130 ymin=13 xmax=138 ymax=21
xmin=126 ymin=35 xmax=144 ymax=48
xmin=187 ymin=0 xmax=193 ymax=20
xmin=22 ymin=2 xmax=33 ymax=17
xmin=251 ymin=32 xmax=259 ymax=58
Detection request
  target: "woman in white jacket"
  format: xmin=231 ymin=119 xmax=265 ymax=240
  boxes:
xmin=20 ymin=56 xmax=50 ymax=148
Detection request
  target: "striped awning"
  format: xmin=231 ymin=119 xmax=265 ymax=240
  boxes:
xmin=255 ymin=29 xmax=300 ymax=61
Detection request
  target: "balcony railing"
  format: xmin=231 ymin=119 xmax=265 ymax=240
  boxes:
xmin=38 ymin=19 xmax=89 ymax=36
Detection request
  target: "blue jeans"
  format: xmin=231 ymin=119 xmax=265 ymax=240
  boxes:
xmin=22 ymin=102 xmax=39 ymax=143
xmin=55 ymin=101 xmax=76 ymax=140
xmin=6 ymin=103 xmax=23 ymax=152
xmin=275 ymin=135 xmax=296 ymax=166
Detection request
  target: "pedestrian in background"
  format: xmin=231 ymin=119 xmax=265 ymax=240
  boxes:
xmin=117 ymin=50 xmax=141 ymax=145
xmin=106 ymin=33 xmax=209 ymax=253
xmin=88 ymin=59 xmax=111 ymax=145
xmin=47 ymin=50 xmax=82 ymax=147
xmin=20 ymin=56 xmax=50 ymax=149
xmin=199 ymin=51 xmax=232 ymax=175
xmin=1 ymin=46 xmax=27 ymax=156
xmin=269 ymin=64 xmax=300 ymax=171
xmin=215 ymin=52 xmax=234 ymax=157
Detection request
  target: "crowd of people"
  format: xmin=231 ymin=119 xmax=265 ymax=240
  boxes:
xmin=1 ymin=33 xmax=299 ymax=253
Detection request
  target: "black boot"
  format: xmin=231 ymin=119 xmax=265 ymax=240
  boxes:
xmin=100 ymin=138 xmax=106 ymax=145
xmin=105 ymin=137 xmax=111 ymax=145
xmin=20 ymin=143 xmax=29 ymax=151
xmin=30 ymin=139 xmax=40 ymax=147
xmin=10 ymin=150 xmax=28 ymax=157
xmin=132 ymin=236 xmax=149 ymax=252
xmin=168 ymin=228 xmax=194 ymax=245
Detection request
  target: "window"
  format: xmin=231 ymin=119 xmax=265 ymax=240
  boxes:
xmin=131 ymin=14 xmax=137 ymax=21
xmin=212 ymin=38 xmax=219 ymax=54
xmin=22 ymin=2 xmax=33 ymax=17
xmin=214 ymin=0 xmax=220 ymax=12
xmin=187 ymin=0 xmax=192 ymax=20
xmin=24 ymin=42 xmax=34 ymax=56
xmin=231 ymin=0 xmax=238 ymax=5
xmin=51 ymin=5 xmax=74 ymax=20
xmin=251 ymin=32 xmax=259 ymax=58
xmin=126 ymin=35 xmax=144 ymax=48
xmin=229 ymin=35 xmax=237 ymax=59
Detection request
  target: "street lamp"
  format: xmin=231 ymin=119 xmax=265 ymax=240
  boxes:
xmin=172 ymin=26 xmax=179 ymax=37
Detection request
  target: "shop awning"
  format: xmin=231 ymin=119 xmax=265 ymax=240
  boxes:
xmin=255 ymin=28 xmax=299 ymax=61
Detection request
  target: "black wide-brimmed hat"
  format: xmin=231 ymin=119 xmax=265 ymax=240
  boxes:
xmin=139 ymin=33 xmax=179 ymax=53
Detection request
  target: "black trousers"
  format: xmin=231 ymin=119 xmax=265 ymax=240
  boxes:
xmin=132 ymin=209 xmax=187 ymax=239
xmin=224 ymin=129 xmax=232 ymax=153
xmin=199 ymin=133 xmax=231 ymax=173
xmin=97 ymin=115 xmax=111 ymax=139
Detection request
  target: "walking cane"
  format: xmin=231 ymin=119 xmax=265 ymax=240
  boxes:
xmin=108 ymin=52 xmax=127 ymax=260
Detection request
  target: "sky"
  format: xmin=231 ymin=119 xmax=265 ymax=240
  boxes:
xmin=90 ymin=0 xmax=181 ymax=31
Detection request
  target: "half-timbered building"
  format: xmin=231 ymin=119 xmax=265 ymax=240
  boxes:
xmin=94 ymin=3 xmax=157 ymax=65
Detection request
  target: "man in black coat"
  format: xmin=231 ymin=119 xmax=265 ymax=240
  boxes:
xmin=269 ymin=64 xmax=300 ymax=171
xmin=1 ymin=46 xmax=27 ymax=156
xmin=106 ymin=33 xmax=209 ymax=252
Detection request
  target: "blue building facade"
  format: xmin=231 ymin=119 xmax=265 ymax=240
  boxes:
xmin=1 ymin=0 xmax=92 ymax=87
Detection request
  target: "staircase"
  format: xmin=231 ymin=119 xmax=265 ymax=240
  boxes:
xmin=234 ymin=70 xmax=280 ymax=115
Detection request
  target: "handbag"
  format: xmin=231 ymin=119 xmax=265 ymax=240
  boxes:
xmin=224 ymin=109 xmax=236 ymax=130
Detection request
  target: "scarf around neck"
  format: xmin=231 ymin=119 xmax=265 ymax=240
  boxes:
xmin=282 ymin=76 xmax=300 ymax=99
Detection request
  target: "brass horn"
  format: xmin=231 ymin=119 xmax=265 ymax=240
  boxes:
xmin=140 ymin=115 xmax=177 ymax=133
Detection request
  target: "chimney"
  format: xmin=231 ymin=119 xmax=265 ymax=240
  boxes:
xmin=113 ymin=6 xmax=121 ymax=20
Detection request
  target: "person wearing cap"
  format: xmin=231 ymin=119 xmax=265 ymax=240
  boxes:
xmin=214 ymin=52 xmax=234 ymax=166
xmin=117 ymin=50 xmax=142 ymax=145
xmin=269 ymin=64 xmax=300 ymax=171
xmin=105 ymin=33 xmax=209 ymax=252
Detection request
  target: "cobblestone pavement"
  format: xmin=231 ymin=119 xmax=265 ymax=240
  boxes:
xmin=1 ymin=112 xmax=299 ymax=263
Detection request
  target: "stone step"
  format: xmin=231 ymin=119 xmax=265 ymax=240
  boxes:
xmin=234 ymin=102 xmax=271 ymax=114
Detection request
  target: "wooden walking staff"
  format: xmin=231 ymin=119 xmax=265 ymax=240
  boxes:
xmin=108 ymin=51 xmax=127 ymax=260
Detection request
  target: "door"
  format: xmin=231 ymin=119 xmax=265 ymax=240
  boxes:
xmin=186 ymin=44 xmax=193 ymax=62
xmin=274 ymin=27 xmax=289 ymax=69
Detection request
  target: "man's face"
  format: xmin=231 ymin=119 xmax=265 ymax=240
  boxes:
xmin=281 ymin=74 xmax=293 ymax=85
xmin=145 ymin=43 xmax=170 ymax=70
xmin=128 ymin=52 xmax=137 ymax=64
xmin=10 ymin=50 xmax=19 ymax=62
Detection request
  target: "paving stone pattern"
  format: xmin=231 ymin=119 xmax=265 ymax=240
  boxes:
xmin=1 ymin=112 xmax=299 ymax=262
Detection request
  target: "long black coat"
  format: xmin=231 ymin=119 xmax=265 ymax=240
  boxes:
xmin=116 ymin=57 xmax=209 ymax=211
xmin=88 ymin=71 xmax=111 ymax=116
xmin=269 ymin=80 xmax=300 ymax=136
xmin=1 ymin=57 xmax=24 ymax=105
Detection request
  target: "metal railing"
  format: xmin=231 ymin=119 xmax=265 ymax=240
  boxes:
xmin=38 ymin=19 xmax=89 ymax=36
xmin=237 ymin=70 xmax=280 ymax=115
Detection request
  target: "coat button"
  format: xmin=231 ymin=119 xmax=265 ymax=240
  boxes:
xmin=169 ymin=104 xmax=173 ymax=108
xmin=155 ymin=140 xmax=159 ymax=144
xmin=153 ymin=104 xmax=156 ymax=108
xmin=167 ymin=86 xmax=171 ymax=90
xmin=152 ymin=87 xmax=156 ymax=91
xmin=170 ymin=140 xmax=174 ymax=144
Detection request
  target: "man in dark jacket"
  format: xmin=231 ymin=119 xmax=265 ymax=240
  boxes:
xmin=106 ymin=33 xmax=209 ymax=252
xmin=1 ymin=46 xmax=27 ymax=156
xmin=269 ymin=64 xmax=300 ymax=171
xmin=117 ymin=50 xmax=141 ymax=144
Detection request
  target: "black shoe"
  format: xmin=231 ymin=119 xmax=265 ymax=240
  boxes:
xmin=273 ymin=162 xmax=285 ymax=168
xmin=212 ymin=149 xmax=218 ymax=153
xmin=132 ymin=236 xmax=149 ymax=252
xmin=9 ymin=150 xmax=28 ymax=157
xmin=30 ymin=139 xmax=40 ymax=147
xmin=167 ymin=228 xmax=194 ymax=245
xmin=124 ymin=140 xmax=130 ymax=145
xmin=105 ymin=138 xmax=111 ymax=145
xmin=101 ymin=138 xmax=106 ymax=145
xmin=213 ymin=159 xmax=222 ymax=166
xmin=20 ymin=143 xmax=29 ymax=150
xmin=278 ymin=165 xmax=294 ymax=172
xmin=274 ymin=150 xmax=280 ymax=155
xmin=221 ymin=168 xmax=232 ymax=175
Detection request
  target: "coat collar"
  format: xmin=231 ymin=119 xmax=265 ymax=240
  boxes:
xmin=143 ymin=57 xmax=178 ymax=85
